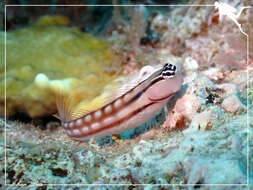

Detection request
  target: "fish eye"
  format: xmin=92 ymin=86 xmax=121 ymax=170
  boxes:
xmin=161 ymin=63 xmax=176 ymax=78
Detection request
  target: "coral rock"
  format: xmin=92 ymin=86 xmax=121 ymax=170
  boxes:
xmin=201 ymin=67 xmax=225 ymax=82
xmin=221 ymin=95 xmax=246 ymax=114
xmin=174 ymin=94 xmax=201 ymax=119
xmin=184 ymin=106 xmax=225 ymax=134
xmin=163 ymin=112 xmax=185 ymax=131
xmin=0 ymin=17 xmax=122 ymax=117
xmin=183 ymin=57 xmax=199 ymax=71
xmin=190 ymin=110 xmax=213 ymax=131
xmin=216 ymin=83 xmax=239 ymax=97
xmin=163 ymin=94 xmax=201 ymax=130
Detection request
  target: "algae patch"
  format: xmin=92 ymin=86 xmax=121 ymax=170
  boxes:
xmin=0 ymin=17 xmax=122 ymax=117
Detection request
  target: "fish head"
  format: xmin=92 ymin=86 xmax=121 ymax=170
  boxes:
xmin=146 ymin=63 xmax=183 ymax=102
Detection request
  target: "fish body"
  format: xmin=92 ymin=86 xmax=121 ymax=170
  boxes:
xmin=57 ymin=63 xmax=183 ymax=141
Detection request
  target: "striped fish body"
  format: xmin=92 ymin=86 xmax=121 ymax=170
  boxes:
xmin=59 ymin=63 xmax=183 ymax=141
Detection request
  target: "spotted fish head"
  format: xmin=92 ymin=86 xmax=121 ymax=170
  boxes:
xmin=161 ymin=63 xmax=177 ymax=78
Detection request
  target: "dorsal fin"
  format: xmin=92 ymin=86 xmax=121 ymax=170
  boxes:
xmin=55 ymin=84 xmax=116 ymax=121
xmin=69 ymin=92 xmax=111 ymax=120
xmin=52 ymin=113 xmax=60 ymax=119
xmin=55 ymin=90 xmax=73 ymax=122
xmin=55 ymin=64 xmax=163 ymax=121
xmin=55 ymin=85 xmax=89 ymax=122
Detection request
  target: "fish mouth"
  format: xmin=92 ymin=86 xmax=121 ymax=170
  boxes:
xmin=148 ymin=92 xmax=176 ymax=102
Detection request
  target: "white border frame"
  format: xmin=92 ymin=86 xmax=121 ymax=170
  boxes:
xmin=3 ymin=3 xmax=251 ymax=188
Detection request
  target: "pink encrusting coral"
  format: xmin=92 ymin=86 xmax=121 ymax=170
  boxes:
xmin=162 ymin=94 xmax=201 ymax=130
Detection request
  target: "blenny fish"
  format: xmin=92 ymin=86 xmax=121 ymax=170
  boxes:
xmin=56 ymin=63 xmax=183 ymax=141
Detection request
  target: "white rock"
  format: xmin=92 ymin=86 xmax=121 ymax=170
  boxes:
xmin=185 ymin=106 xmax=224 ymax=133
xmin=183 ymin=57 xmax=199 ymax=71
xmin=34 ymin=73 xmax=49 ymax=88
xmin=202 ymin=67 xmax=224 ymax=81
xmin=221 ymin=95 xmax=246 ymax=114
xmin=190 ymin=110 xmax=213 ymax=131
xmin=216 ymin=83 xmax=239 ymax=97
